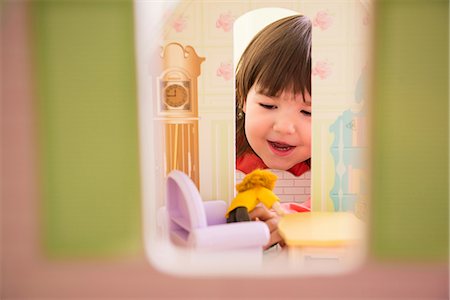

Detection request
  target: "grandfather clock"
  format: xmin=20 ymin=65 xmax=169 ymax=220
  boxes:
xmin=158 ymin=43 xmax=204 ymax=188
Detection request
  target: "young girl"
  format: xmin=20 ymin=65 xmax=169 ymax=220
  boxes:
xmin=236 ymin=14 xmax=311 ymax=177
xmin=235 ymin=14 xmax=312 ymax=248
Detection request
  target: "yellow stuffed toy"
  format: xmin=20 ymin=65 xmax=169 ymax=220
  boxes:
xmin=226 ymin=169 xmax=285 ymax=223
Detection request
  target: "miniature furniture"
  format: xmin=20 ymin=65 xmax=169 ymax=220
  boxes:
xmin=277 ymin=212 xmax=365 ymax=268
xmin=158 ymin=43 xmax=205 ymax=188
xmin=278 ymin=212 xmax=364 ymax=247
xmin=165 ymin=170 xmax=270 ymax=251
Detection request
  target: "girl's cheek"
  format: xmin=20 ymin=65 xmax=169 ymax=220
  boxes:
xmin=296 ymin=117 xmax=310 ymax=129
xmin=300 ymin=121 xmax=312 ymax=143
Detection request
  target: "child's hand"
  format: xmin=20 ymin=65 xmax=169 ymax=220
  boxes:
xmin=271 ymin=201 xmax=286 ymax=217
xmin=249 ymin=204 xmax=285 ymax=250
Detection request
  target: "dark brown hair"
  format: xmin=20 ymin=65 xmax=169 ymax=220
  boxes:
xmin=236 ymin=15 xmax=312 ymax=158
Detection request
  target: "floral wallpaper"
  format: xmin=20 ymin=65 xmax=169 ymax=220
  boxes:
xmin=155 ymin=0 xmax=371 ymax=210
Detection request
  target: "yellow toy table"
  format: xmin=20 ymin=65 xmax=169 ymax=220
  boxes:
xmin=278 ymin=212 xmax=365 ymax=271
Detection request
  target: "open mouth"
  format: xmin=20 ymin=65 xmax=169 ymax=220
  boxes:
xmin=268 ymin=141 xmax=296 ymax=154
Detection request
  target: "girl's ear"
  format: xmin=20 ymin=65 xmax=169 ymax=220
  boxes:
xmin=242 ymin=100 xmax=246 ymax=113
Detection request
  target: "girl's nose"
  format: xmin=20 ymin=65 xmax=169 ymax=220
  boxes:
xmin=273 ymin=116 xmax=296 ymax=135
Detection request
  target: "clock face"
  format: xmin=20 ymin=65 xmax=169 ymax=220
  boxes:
xmin=164 ymin=84 xmax=188 ymax=108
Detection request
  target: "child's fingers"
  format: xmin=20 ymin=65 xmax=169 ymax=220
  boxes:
xmin=249 ymin=205 xmax=284 ymax=249
xmin=249 ymin=205 xmax=276 ymax=221
xmin=264 ymin=230 xmax=283 ymax=250
xmin=264 ymin=217 xmax=279 ymax=233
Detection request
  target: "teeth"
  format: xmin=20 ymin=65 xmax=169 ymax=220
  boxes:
xmin=275 ymin=146 xmax=289 ymax=151
xmin=270 ymin=142 xmax=293 ymax=151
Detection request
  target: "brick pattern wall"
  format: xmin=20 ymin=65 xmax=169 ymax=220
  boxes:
xmin=236 ymin=170 xmax=311 ymax=204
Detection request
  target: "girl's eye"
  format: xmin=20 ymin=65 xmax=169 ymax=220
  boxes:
xmin=301 ymin=110 xmax=312 ymax=116
xmin=259 ymin=103 xmax=277 ymax=109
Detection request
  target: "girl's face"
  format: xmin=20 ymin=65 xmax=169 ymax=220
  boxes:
xmin=243 ymin=85 xmax=311 ymax=170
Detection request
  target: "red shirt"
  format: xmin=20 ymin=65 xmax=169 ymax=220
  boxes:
xmin=236 ymin=153 xmax=310 ymax=177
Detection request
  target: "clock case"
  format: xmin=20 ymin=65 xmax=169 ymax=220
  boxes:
xmin=157 ymin=43 xmax=204 ymax=117
xmin=156 ymin=43 xmax=205 ymax=189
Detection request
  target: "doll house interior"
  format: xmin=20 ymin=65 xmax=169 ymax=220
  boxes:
xmin=136 ymin=2 xmax=369 ymax=276
xmin=3 ymin=0 xmax=448 ymax=297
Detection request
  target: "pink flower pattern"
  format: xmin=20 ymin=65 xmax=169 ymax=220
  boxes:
xmin=312 ymin=10 xmax=334 ymax=31
xmin=172 ymin=15 xmax=188 ymax=33
xmin=216 ymin=11 xmax=234 ymax=32
xmin=312 ymin=60 xmax=332 ymax=80
xmin=216 ymin=62 xmax=233 ymax=81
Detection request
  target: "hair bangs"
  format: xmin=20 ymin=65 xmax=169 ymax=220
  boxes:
xmin=255 ymin=55 xmax=311 ymax=99
xmin=254 ymin=16 xmax=311 ymax=99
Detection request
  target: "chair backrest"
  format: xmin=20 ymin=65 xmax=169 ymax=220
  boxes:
xmin=166 ymin=170 xmax=207 ymax=246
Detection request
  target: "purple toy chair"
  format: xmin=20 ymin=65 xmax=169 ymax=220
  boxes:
xmin=166 ymin=170 xmax=270 ymax=251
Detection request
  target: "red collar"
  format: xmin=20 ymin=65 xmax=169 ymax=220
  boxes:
xmin=236 ymin=153 xmax=310 ymax=177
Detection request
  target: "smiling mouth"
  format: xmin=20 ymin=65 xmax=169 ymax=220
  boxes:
xmin=268 ymin=141 xmax=296 ymax=152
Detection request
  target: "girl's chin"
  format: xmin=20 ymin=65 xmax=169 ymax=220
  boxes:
xmin=264 ymin=160 xmax=295 ymax=171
